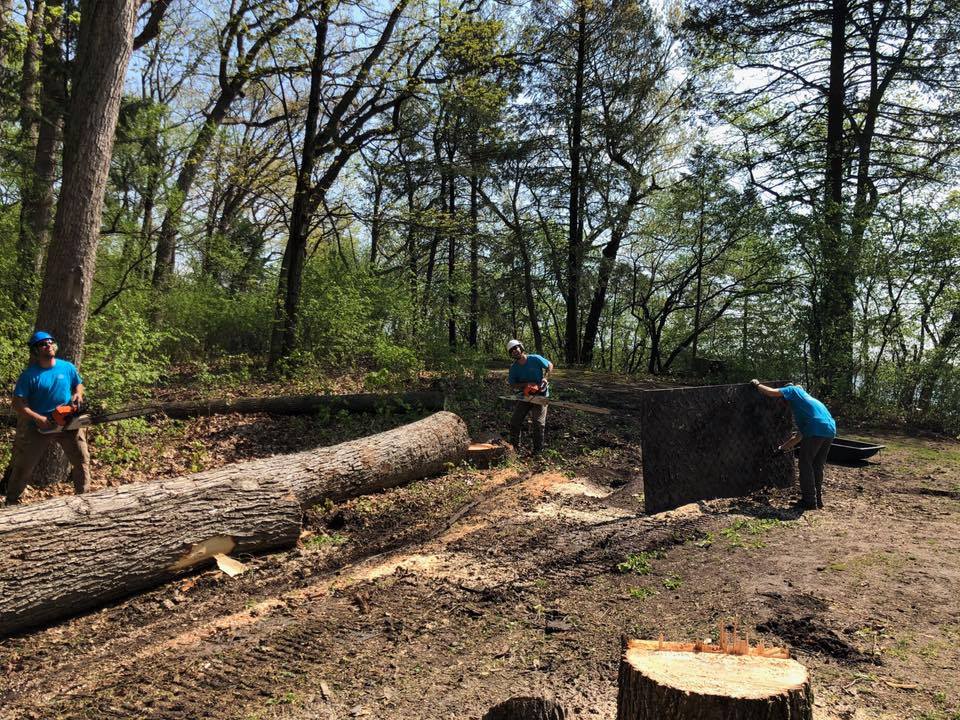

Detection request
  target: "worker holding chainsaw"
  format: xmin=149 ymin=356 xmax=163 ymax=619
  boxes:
xmin=4 ymin=331 xmax=91 ymax=505
xmin=507 ymin=339 xmax=553 ymax=456
xmin=751 ymin=379 xmax=835 ymax=510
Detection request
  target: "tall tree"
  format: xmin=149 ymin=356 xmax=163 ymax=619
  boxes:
xmin=152 ymin=0 xmax=312 ymax=289
xmin=269 ymin=0 xmax=430 ymax=365
xmin=688 ymin=0 xmax=960 ymax=401
xmin=34 ymin=0 xmax=140 ymax=360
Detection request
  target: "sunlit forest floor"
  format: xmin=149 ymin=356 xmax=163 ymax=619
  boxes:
xmin=0 ymin=371 xmax=958 ymax=719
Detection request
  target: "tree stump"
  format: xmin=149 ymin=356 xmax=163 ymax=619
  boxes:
xmin=483 ymin=696 xmax=566 ymax=720
xmin=617 ymin=639 xmax=812 ymax=720
xmin=466 ymin=442 xmax=513 ymax=468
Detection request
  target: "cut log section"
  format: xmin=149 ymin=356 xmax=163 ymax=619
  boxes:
xmin=617 ymin=639 xmax=812 ymax=720
xmin=0 ymin=411 xmax=469 ymax=636
xmin=467 ymin=442 xmax=514 ymax=468
xmin=0 ymin=391 xmax=445 ymax=427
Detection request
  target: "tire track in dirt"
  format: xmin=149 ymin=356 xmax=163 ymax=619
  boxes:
xmin=1 ymin=468 xmax=714 ymax=719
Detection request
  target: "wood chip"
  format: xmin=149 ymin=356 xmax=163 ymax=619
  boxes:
xmin=213 ymin=554 xmax=247 ymax=577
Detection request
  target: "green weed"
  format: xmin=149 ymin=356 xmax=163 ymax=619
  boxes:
xmin=628 ymin=586 xmax=656 ymax=600
xmin=617 ymin=551 xmax=660 ymax=575
xmin=720 ymin=518 xmax=784 ymax=548
xmin=303 ymin=533 xmax=347 ymax=550
xmin=662 ymin=575 xmax=683 ymax=590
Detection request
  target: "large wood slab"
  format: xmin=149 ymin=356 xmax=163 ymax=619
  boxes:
xmin=639 ymin=383 xmax=795 ymax=514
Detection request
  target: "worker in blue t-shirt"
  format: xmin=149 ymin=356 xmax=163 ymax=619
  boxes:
xmin=752 ymin=379 xmax=836 ymax=510
xmin=506 ymin=339 xmax=553 ymax=456
xmin=4 ymin=331 xmax=91 ymax=505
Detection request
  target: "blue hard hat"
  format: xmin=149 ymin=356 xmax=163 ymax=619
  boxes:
xmin=27 ymin=330 xmax=55 ymax=347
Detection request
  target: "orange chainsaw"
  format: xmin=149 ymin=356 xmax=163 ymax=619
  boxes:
xmin=498 ymin=382 xmax=611 ymax=415
xmin=38 ymin=403 xmax=158 ymax=434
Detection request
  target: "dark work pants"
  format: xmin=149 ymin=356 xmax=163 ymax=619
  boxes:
xmin=4 ymin=418 xmax=91 ymax=505
xmin=510 ymin=401 xmax=548 ymax=455
xmin=798 ymin=436 xmax=832 ymax=509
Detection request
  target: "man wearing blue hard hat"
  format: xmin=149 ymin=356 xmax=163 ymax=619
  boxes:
xmin=3 ymin=331 xmax=90 ymax=505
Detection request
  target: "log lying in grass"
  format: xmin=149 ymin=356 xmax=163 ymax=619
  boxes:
xmin=617 ymin=638 xmax=812 ymax=720
xmin=0 ymin=411 xmax=470 ymax=636
xmin=0 ymin=391 xmax=445 ymax=427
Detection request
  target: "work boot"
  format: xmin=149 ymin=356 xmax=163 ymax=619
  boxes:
xmin=532 ymin=424 xmax=544 ymax=456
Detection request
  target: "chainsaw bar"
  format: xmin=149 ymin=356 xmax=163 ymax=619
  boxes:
xmin=498 ymin=395 xmax=611 ymax=415
xmin=38 ymin=406 xmax=163 ymax=434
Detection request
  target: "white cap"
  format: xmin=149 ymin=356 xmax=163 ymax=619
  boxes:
xmin=507 ymin=339 xmax=523 ymax=354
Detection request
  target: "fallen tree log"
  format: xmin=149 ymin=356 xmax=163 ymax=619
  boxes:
xmin=0 ymin=390 xmax=445 ymax=427
xmin=0 ymin=411 xmax=469 ymax=636
xmin=617 ymin=639 xmax=812 ymax=720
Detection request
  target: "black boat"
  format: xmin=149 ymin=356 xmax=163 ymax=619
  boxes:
xmin=827 ymin=437 xmax=885 ymax=462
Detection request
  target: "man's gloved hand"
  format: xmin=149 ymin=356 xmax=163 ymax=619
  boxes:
xmin=751 ymin=379 xmax=760 ymax=386
xmin=538 ymin=379 xmax=548 ymax=393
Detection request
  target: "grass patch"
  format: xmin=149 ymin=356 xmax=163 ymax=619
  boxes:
xmin=617 ymin=551 xmax=661 ymax=575
xmin=628 ymin=586 xmax=656 ymax=600
xmin=303 ymin=533 xmax=347 ymax=550
xmin=662 ymin=575 xmax=682 ymax=590
xmin=719 ymin=518 xmax=784 ymax=548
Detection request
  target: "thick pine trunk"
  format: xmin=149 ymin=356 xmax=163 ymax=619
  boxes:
xmin=617 ymin=640 xmax=812 ymax=720
xmin=0 ymin=411 xmax=470 ymax=636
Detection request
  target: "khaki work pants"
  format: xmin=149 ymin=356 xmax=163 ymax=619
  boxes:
xmin=510 ymin=400 xmax=548 ymax=455
xmin=4 ymin=418 xmax=91 ymax=505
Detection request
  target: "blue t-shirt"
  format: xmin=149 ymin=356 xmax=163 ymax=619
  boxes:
xmin=779 ymin=385 xmax=836 ymax=438
xmin=508 ymin=354 xmax=551 ymax=396
xmin=14 ymin=359 xmax=83 ymax=415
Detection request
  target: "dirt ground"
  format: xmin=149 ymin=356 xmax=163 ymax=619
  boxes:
xmin=1 ymin=371 xmax=958 ymax=720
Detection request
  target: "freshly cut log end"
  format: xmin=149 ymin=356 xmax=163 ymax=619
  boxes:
xmin=467 ymin=442 xmax=514 ymax=468
xmin=483 ymin=696 xmax=566 ymax=720
xmin=617 ymin=639 xmax=812 ymax=720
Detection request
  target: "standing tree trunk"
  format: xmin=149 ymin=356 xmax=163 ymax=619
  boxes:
xmin=565 ymin=0 xmax=587 ymax=365
xmin=270 ymin=12 xmax=328 ymax=367
xmin=152 ymin=90 xmax=238 ymax=288
xmin=35 ymin=0 xmax=139 ymax=361
xmin=469 ymin=174 xmax=480 ymax=349
xmin=816 ymin=0 xmax=849 ymax=401
xmin=16 ymin=2 xmax=65 ymax=309
xmin=581 ymin=184 xmax=642 ymax=364
xmin=447 ymin=169 xmax=457 ymax=349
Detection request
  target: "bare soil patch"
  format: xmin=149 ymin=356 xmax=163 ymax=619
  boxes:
xmin=1 ymin=373 xmax=958 ymax=719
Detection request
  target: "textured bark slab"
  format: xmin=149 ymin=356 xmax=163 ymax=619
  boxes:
xmin=617 ymin=639 xmax=812 ymax=720
xmin=484 ymin=696 xmax=566 ymax=720
xmin=639 ymin=383 xmax=795 ymax=514
xmin=0 ymin=391 xmax=445 ymax=426
xmin=0 ymin=411 xmax=469 ymax=636
xmin=0 ymin=477 xmax=301 ymax=636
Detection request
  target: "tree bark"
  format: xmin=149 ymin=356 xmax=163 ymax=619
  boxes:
xmin=0 ymin=411 xmax=470 ymax=636
xmin=16 ymin=1 xmax=65 ymax=309
xmin=469 ymin=174 xmax=479 ymax=348
xmin=269 ymin=12 xmax=328 ymax=366
xmin=815 ymin=0 xmax=850 ymax=401
xmin=484 ymin=697 xmax=566 ymax=720
xmin=35 ymin=0 xmax=139 ymax=364
xmin=565 ymin=0 xmax=587 ymax=366
xmin=617 ymin=640 xmax=812 ymax=720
